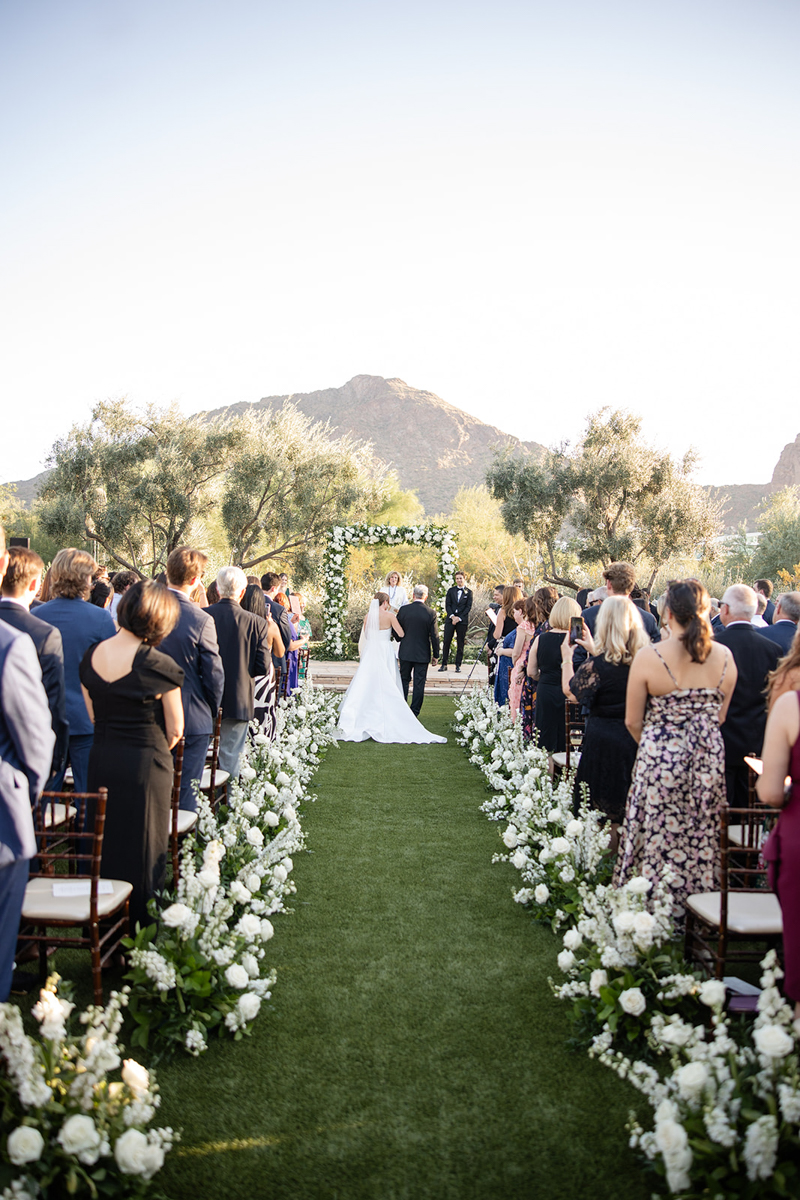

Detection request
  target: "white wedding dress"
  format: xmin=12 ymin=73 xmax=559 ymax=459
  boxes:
xmin=336 ymin=601 xmax=447 ymax=744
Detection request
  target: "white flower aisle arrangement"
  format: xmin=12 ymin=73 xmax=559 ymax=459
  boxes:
xmin=0 ymin=975 xmax=175 ymax=1199
xmin=123 ymin=684 xmax=340 ymax=1056
xmin=322 ymin=523 xmax=458 ymax=658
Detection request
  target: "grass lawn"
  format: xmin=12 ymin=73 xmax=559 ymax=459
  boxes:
xmin=13 ymin=696 xmax=650 ymax=1200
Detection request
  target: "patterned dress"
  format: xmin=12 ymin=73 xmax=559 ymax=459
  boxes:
xmin=613 ymin=646 xmax=728 ymax=924
xmin=508 ymin=620 xmax=534 ymax=722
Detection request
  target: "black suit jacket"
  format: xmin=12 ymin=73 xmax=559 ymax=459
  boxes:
xmin=207 ymin=599 xmax=271 ymax=721
xmin=396 ymin=602 xmax=440 ymax=663
xmin=0 ymin=599 xmax=68 ymax=779
xmin=714 ymin=622 xmax=781 ymax=762
xmin=582 ymin=601 xmax=660 ymax=643
xmin=757 ymin=620 xmax=797 ymax=656
xmin=445 ymin=586 xmax=472 ymax=623
xmin=763 ymin=598 xmax=776 ymax=625
xmin=265 ymin=595 xmax=292 ymax=669
xmin=159 ymin=591 xmax=225 ymax=736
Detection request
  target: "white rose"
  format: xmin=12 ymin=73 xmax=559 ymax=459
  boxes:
xmin=699 ymin=979 xmax=727 ymax=1008
xmin=196 ymin=869 xmax=219 ymax=891
xmin=260 ymin=919 xmax=275 ymax=940
xmin=275 ymin=772 xmax=291 ymax=786
xmin=241 ymin=953 xmax=260 ymax=977
xmin=239 ymin=766 xmax=257 ymax=782
xmin=589 ymin=969 xmax=608 ymax=997
xmin=557 ymin=949 xmax=576 ymax=973
xmin=241 ymin=801 xmax=260 ymax=818
xmin=225 ymin=963 xmax=249 ymax=989
xmin=675 ymin=1061 xmax=708 ymax=1101
xmin=613 ymin=911 xmax=636 ymax=936
xmin=161 ymin=902 xmax=192 ymax=927
xmin=281 ymin=857 xmax=293 ymax=873
xmin=534 ymin=884 xmax=550 ymax=905
xmin=511 ymin=850 xmax=527 ymax=870
xmin=619 ymin=987 xmax=646 ymax=1016
xmin=520 ymin=797 xmax=534 ymax=812
xmin=272 ymin=865 xmax=288 ymax=884
xmin=283 ymin=805 xmax=297 ymax=821
xmin=546 ymin=808 xmax=562 ymax=823
xmin=236 ymin=913 xmax=262 ymax=940
xmin=502 ymin=826 xmax=519 ymax=849
xmin=550 ymin=837 xmax=571 ymax=856
xmin=563 ymin=928 xmax=582 ymax=951
xmin=246 ymin=827 xmax=264 ymax=847
xmin=632 ymin=912 xmax=655 ymax=936
xmin=626 ymin=876 xmax=652 ymax=895
xmin=7 ymin=1126 xmax=45 ymax=1165
xmin=114 ymin=1128 xmax=164 ymax=1179
xmin=121 ymin=1059 xmax=150 ymax=1097
xmin=754 ymin=1024 xmax=794 ymax=1059
xmin=229 ymin=881 xmax=252 ymax=904
xmin=238 ymin=992 xmax=262 ymax=1022
xmin=246 ymin=873 xmax=261 ymax=892
xmin=565 ymin=819 xmax=584 ymax=837
xmin=58 ymin=1114 xmax=102 ymax=1161
xmin=654 ymin=1117 xmax=690 ymax=1160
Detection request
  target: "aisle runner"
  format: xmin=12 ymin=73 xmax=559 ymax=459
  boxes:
xmin=159 ymin=698 xmax=648 ymax=1200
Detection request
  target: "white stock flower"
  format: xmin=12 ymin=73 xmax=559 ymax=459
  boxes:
xmin=743 ymin=1115 xmax=779 ymax=1182
xmin=7 ymin=1126 xmax=45 ymax=1165
xmin=699 ymin=979 xmax=727 ymax=1008
xmin=121 ymin=1059 xmax=150 ymax=1097
xmin=618 ymin=988 xmax=646 ymax=1016
xmin=613 ymin=911 xmax=636 ymax=936
xmin=589 ymin=970 xmax=608 ymax=997
xmin=753 ymin=1024 xmax=794 ymax=1059
xmin=654 ymin=1119 xmax=692 ymax=1192
xmin=114 ymin=1128 xmax=164 ymax=1179
xmin=31 ymin=988 xmax=73 ymax=1041
xmin=238 ymin=992 xmax=262 ymax=1022
xmin=58 ymin=1114 xmax=102 ymax=1163
xmin=161 ymin=903 xmax=192 ymax=928
xmin=225 ymin=964 xmax=249 ymax=989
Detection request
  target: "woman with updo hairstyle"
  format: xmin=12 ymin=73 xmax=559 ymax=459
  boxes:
xmin=526 ymin=595 xmax=581 ymax=754
xmin=79 ymin=580 xmax=185 ymax=927
xmin=613 ymin=579 xmax=737 ymax=924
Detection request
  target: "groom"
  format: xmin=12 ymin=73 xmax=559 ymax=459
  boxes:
xmin=395 ymin=584 xmax=440 ymax=716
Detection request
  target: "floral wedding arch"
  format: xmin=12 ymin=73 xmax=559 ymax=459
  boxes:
xmin=322 ymin=523 xmax=459 ymax=658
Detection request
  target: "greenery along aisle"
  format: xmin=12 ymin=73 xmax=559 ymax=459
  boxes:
xmin=154 ymin=697 xmax=648 ymax=1200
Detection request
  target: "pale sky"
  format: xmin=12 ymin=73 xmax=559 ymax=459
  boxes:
xmin=2 ymin=0 xmax=798 ymax=493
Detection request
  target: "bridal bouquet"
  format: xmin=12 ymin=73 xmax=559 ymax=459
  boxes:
xmin=0 ymin=977 xmax=175 ymax=1198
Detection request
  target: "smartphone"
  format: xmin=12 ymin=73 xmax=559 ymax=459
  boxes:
xmin=569 ymin=616 xmax=583 ymax=645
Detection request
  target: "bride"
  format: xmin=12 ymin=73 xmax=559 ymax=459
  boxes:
xmin=337 ymin=592 xmax=447 ymax=744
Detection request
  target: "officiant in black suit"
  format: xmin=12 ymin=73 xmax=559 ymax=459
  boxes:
xmin=439 ymin=571 xmax=472 ymax=673
xmin=396 ymin=584 xmax=439 ymax=716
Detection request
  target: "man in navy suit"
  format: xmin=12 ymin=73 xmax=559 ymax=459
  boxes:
xmin=0 ymin=526 xmax=55 ymax=1000
xmin=754 ymin=579 xmax=776 ymax=625
xmin=715 ymin=584 xmax=781 ymax=805
xmin=36 ymin=549 xmax=116 ymax=794
xmin=0 ymin=547 xmax=68 ymax=789
xmin=209 ymin=567 xmax=271 ymax=777
xmin=160 ymin=547 xmax=225 ymax=811
xmin=261 ymin=572 xmax=292 ymax=684
xmin=757 ymin=592 xmax=799 ymax=655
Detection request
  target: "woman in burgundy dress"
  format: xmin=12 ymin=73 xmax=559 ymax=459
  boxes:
xmin=758 ymin=690 xmax=800 ymax=1018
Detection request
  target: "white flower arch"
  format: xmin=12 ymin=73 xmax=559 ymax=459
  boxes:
xmin=323 ymin=523 xmax=459 ymax=658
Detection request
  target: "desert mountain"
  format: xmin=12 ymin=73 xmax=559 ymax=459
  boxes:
xmin=199 ymin=375 xmax=547 ymax=513
xmin=707 ymin=434 xmax=800 ymax=531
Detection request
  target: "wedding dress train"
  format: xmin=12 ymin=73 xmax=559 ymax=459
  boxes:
xmin=336 ymin=605 xmax=446 ymax=745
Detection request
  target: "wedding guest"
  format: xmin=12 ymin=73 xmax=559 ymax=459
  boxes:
xmin=275 ymin=591 xmax=307 ymax=693
xmin=384 ymin=571 xmax=409 ymax=613
xmin=159 ymin=547 xmax=225 ymax=812
xmin=715 ymin=584 xmax=781 ymax=805
xmin=440 ymin=571 xmax=472 ymax=673
xmin=614 ymin=580 xmax=736 ymax=922
xmin=486 ymin=585 xmax=505 ymax=688
xmin=504 ymin=599 xmax=535 ymax=719
xmin=80 ymin=580 xmax=184 ymax=928
xmin=110 ymin=570 xmax=137 ymax=619
xmin=90 ymin=579 xmax=113 ymax=609
xmin=241 ymin=585 xmax=283 ymax=735
xmin=262 ymin=572 xmax=293 ymax=687
xmin=754 ymin=579 xmax=775 ymax=625
xmin=752 ymin=593 xmax=769 ymax=628
xmin=208 ymin=567 xmax=271 ymax=776
xmin=758 ymin=592 xmax=800 ymax=655
xmin=766 ymin=637 xmax=800 ymax=712
xmin=37 ymin=548 xmax=116 ymax=794
xmin=512 ymin=577 xmax=527 ymax=596
xmin=575 ymin=588 xmax=591 ymax=610
xmin=527 ymin=596 xmax=581 ymax=753
xmin=757 ymin=687 xmax=800 ymax=1019
xmin=205 ymin=581 xmax=220 ymax=606
xmin=562 ymin=597 xmax=647 ymax=847
xmin=0 ymin=547 xmax=68 ymax=790
xmin=581 ymin=563 xmax=659 ymax=642
xmin=520 ymin=588 xmax=558 ymax=741
xmin=0 ymin=527 xmax=55 ymax=1001
xmin=494 ymin=598 xmax=528 ymax=708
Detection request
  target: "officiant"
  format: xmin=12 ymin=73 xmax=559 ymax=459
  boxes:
xmin=439 ymin=571 xmax=472 ymax=673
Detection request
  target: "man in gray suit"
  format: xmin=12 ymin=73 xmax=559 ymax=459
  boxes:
xmin=0 ymin=525 xmax=55 ymax=1000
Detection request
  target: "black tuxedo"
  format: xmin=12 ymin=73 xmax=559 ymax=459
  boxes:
xmin=757 ymin=620 xmax=797 ymax=656
xmin=714 ymin=621 xmax=781 ymax=804
xmin=442 ymin=586 xmax=472 ymax=669
xmin=207 ymin=598 xmax=271 ymax=721
xmin=396 ymin=601 xmax=440 ymax=716
xmin=0 ymin=599 xmax=68 ymax=786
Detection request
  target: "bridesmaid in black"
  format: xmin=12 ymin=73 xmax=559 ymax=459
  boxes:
xmin=80 ymin=580 xmax=184 ymax=927
xmin=527 ymin=596 xmax=582 ymax=753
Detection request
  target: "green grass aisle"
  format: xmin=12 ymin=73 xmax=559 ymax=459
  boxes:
xmin=156 ymin=697 xmax=649 ymax=1200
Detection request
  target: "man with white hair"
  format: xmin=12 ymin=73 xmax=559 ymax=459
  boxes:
xmin=757 ymin=591 xmax=800 ymax=656
xmin=395 ymin=584 xmax=440 ymax=716
xmin=207 ymin=565 xmax=271 ymax=776
xmin=715 ymin=583 xmax=781 ymax=805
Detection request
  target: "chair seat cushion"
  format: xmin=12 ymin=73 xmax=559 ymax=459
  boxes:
xmin=686 ymin=890 xmax=783 ymax=936
xmin=551 ymin=752 xmax=581 ymax=768
xmin=21 ymin=877 xmax=133 ymax=923
xmin=42 ymin=803 xmax=76 ymax=828
xmin=200 ymin=768 xmax=230 ymax=790
xmin=170 ymin=810 xmax=198 ymax=836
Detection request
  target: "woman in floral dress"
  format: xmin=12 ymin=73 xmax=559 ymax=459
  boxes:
xmin=614 ymin=580 xmax=737 ymax=924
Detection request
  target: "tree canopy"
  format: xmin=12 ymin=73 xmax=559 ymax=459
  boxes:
xmin=486 ymin=408 xmax=723 ymax=592
xmin=750 ymin=487 xmax=800 ymax=583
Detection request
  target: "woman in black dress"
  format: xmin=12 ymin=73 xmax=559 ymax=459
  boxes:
xmin=520 ymin=587 xmax=558 ymax=741
xmin=561 ymin=596 xmax=648 ymax=843
xmin=80 ymin=581 xmax=184 ymax=927
xmin=527 ymin=596 xmax=581 ymax=753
